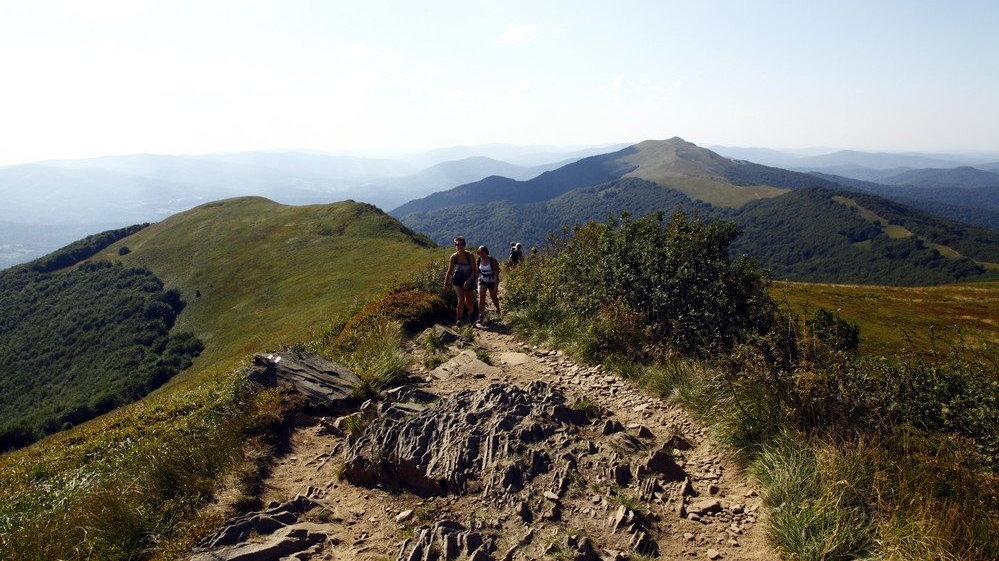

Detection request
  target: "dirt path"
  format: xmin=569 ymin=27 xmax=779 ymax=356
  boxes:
xmin=255 ymin=322 xmax=774 ymax=561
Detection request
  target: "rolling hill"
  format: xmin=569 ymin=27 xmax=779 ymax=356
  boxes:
xmin=98 ymin=197 xmax=437 ymax=368
xmin=396 ymin=139 xmax=999 ymax=285
xmin=809 ymin=171 xmax=999 ymax=230
xmin=876 ymin=166 xmax=999 ymax=189
xmin=0 ymin=197 xmax=439 ymax=450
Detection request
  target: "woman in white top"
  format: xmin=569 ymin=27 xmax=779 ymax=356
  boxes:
xmin=475 ymin=245 xmax=501 ymax=325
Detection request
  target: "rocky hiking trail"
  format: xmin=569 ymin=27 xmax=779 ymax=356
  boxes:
xmin=188 ymin=323 xmax=774 ymax=561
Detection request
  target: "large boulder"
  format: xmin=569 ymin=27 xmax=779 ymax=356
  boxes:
xmin=247 ymin=350 xmax=361 ymax=413
xmin=342 ymin=382 xmax=586 ymax=495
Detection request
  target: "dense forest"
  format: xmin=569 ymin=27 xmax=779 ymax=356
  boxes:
xmin=810 ymin=171 xmax=999 ymax=230
xmin=0 ymin=227 xmax=202 ymax=450
xmin=728 ymin=189 xmax=988 ymax=284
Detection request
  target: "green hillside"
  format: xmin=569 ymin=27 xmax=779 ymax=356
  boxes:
xmin=0 ymin=197 xmax=440 ymax=559
xmin=0 ymin=226 xmax=202 ymax=450
xmin=97 ymin=196 xmax=436 ymax=371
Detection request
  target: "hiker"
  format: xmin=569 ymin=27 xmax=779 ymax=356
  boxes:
xmin=509 ymin=242 xmax=523 ymax=269
xmin=529 ymin=247 xmax=538 ymax=258
xmin=443 ymin=236 xmax=476 ymax=325
xmin=475 ymin=245 xmax=501 ymax=325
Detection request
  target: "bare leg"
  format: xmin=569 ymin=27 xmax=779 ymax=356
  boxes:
xmin=489 ymin=287 xmax=500 ymax=315
xmin=453 ymin=285 xmax=467 ymax=323
xmin=463 ymin=288 xmax=476 ymax=323
xmin=477 ymin=288 xmax=487 ymax=324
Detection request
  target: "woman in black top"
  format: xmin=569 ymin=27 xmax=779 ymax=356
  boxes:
xmin=443 ymin=236 xmax=475 ymax=325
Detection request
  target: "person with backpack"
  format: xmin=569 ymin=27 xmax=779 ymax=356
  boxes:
xmin=443 ymin=236 xmax=476 ymax=325
xmin=509 ymin=241 xmax=523 ymax=269
xmin=475 ymin=245 xmax=501 ymax=325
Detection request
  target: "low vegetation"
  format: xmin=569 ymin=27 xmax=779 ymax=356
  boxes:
xmin=506 ymin=212 xmax=998 ymax=561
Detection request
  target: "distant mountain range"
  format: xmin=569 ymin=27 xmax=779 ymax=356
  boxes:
xmin=4 ymin=140 xmax=999 ymax=280
xmin=395 ymin=138 xmax=999 ymax=285
xmin=710 ymin=145 xmax=999 ymax=171
xmin=0 ymin=145 xmax=617 ymax=268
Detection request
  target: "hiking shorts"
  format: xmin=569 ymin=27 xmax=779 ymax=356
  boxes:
xmin=479 ymin=281 xmax=497 ymax=291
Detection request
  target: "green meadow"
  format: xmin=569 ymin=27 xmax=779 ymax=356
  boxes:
xmin=773 ymin=280 xmax=999 ymax=359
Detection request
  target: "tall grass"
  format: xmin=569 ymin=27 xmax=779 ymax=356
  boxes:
xmin=0 ymin=371 xmax=302 ymax=561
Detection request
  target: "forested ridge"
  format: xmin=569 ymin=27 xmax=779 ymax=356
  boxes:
xmin=0 ymin=226 xmax=202 ymax=450
xmin=401 ymin=181 xmax=998 ymax=285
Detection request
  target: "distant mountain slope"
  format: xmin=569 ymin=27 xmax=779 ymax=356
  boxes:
xmin=405 ymin=142 xmax=630 ymax=167
xmin=392 ymin=138 xmax=835 ymax=217
xmin=47 ymin=150 xmax=417 ymax=191
xmin=400 ymin=178 xmax=710 ymax=253
xmin=357 ymin=156 xmax=565 ymax=206
xmin=0 ymin=221 xmax=123 ymax=270
xmin=785 ymin=150 xmax=968 ymax=170
xmin=876 ymin=166 xmax=999 ymax=189
xmin=397 ymin=139 xmax=999 ymax=286
xmin=0 ymin=164 xmax=214 ymax=225
xmin=809 ymin=171 xmax=999 ymax=230
xmin=1 ymin=151 xmax=419 ymax=225
xmin=728 ymin=189 xmax=994 ymax=285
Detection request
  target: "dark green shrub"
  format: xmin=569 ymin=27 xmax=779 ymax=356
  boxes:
xmin=806 ymin=308 xmax=860 ymax=352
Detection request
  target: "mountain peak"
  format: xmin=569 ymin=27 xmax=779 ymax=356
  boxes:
xmin=622 ymin=138 xmax=732 ymax=180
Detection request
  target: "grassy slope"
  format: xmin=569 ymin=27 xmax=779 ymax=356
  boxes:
xmin=774 ymin=280 xmax=999 ymax=358
xmin=622 ymin=140 xmax=789 ymax=207
xmin=0 ymin=197 xmax=439 ymax=557
xmin=100 ymin=196 xmax=436 ymax=372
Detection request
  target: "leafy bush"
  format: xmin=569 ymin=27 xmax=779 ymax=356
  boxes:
xmin=507 ymin=211 xmax=776 ymax=358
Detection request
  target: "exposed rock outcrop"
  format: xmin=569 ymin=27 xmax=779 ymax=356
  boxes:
xmin=342 ymin=382 xmax=586 ymax=495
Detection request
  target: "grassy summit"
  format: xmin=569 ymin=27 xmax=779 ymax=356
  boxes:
xmin=96 ymin=196 xmax=435 ymax=372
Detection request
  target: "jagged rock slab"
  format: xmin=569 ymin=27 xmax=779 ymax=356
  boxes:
xmin=188 ymin=523 xmax=329 ymax=561
xmin=432 ymin=324 xmax=464 ymax=345
xmin=429 ymin=350 xmax=503 ymax=380
xmin=247 ymin=349 xmax=360 ymax=412
xmin=343 ymin=382 xmax=586 ymax=495
xmin=196 ymin=495 xmax=322 ymax=550
xmin=394 ymin=520 xmax=495 ymax=561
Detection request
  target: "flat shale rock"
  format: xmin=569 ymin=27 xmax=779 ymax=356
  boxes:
xmin=429 ymin=349 xmax=503 ymax=380
xmin=248 ymin=350 xmax=360 ymax=412
xmin=343 ymin=382 xmax=584 ymax=495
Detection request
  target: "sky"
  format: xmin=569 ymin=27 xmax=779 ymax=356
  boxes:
xmin=1 ymin=0 xmax=998 ymax=165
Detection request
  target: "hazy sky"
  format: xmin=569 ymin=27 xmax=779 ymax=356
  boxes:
xmin=1 ymin=0 xmax=998 ymax=165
